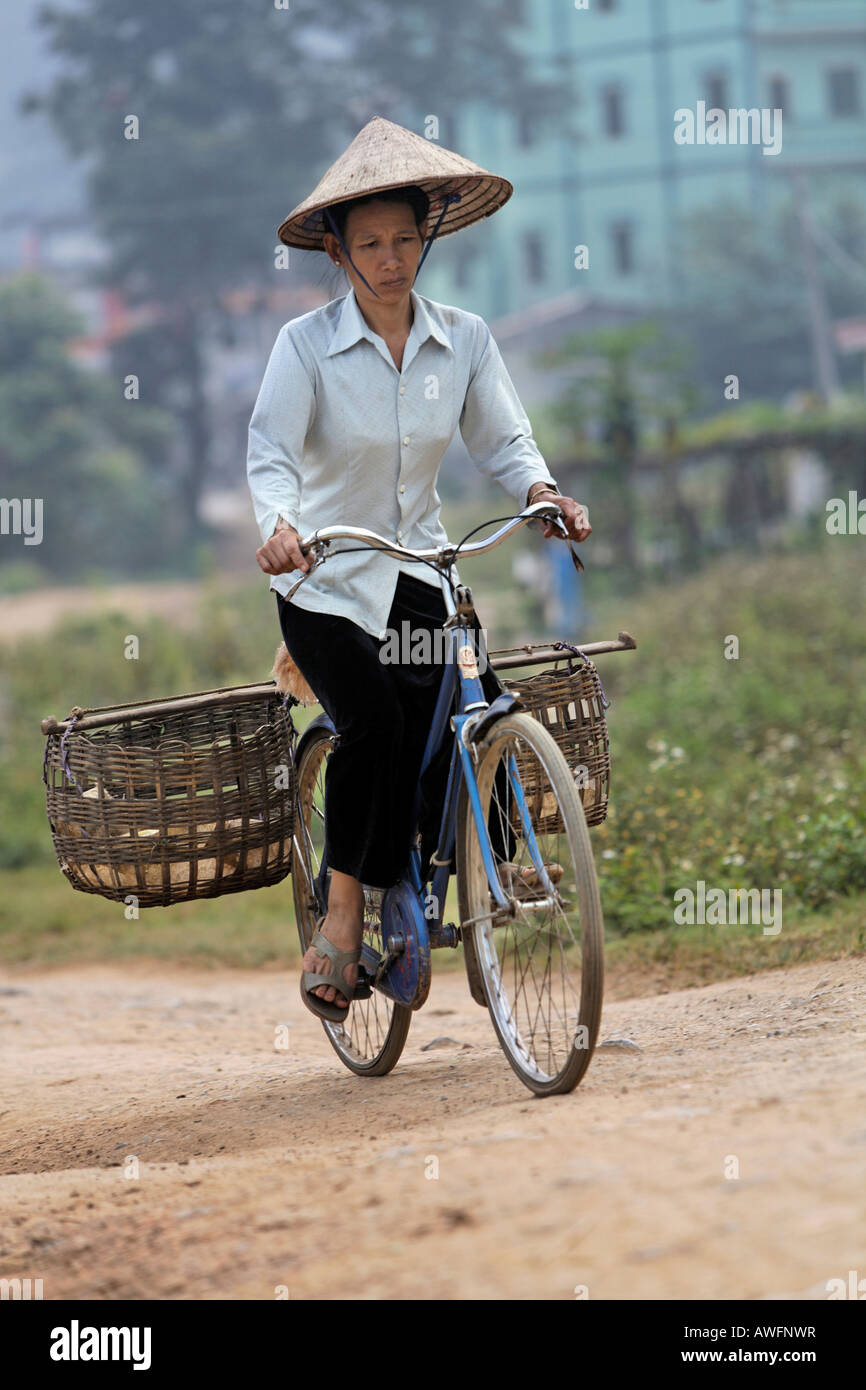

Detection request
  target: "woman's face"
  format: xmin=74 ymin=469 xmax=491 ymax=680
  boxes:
xmin=324 ymin=199 xmax=427 ymax=308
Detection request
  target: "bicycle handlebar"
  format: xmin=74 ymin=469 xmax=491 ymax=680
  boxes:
xmin=295 ymin=500 xmax=566 ymax=572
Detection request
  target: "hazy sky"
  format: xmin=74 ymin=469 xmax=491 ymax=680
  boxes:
xmin=0 ymin=0 xmax=85 ymax=265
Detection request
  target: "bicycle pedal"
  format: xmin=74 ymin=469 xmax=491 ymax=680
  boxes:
xmin=352 ymin=968 xmax=374 ymax=1001
xmin=355 ymin=943 xmax=381 ymax=999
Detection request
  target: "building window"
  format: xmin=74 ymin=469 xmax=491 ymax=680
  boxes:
xmin=768 ymin=75 xmax=790 ymax=117
xmin=610 ymin=221 xmax=634 ymax=275
xmin=516 ymin=109 xmax=537 ymax=148
xmin=523 ymin=230 xmax=545 ymax=284
xmin=454 ymin=244 xmax=479 ymax=290
xmin=601 ymin=84 xmax=625 ymax=137
xmin=704 ymin=71 xmax=728 ymax=111
xmin=438 ymin=114 xmax=457 ymax=148
xmin=827 ymin=68 xmax=861 ymax=117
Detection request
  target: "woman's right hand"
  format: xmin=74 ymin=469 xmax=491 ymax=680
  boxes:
xmin=256 ymin=519 xmax=312 ymax=575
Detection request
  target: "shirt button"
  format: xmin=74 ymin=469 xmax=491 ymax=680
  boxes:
xmin=397 ymin=530 xmax=403 ymax=541
xmin=402 ymin=435 xmax=410 ymax=445
xmin=399 ymin=386 xmax=406 ymax=395
xmin=399 ymin=484 xmax=406 ymax=493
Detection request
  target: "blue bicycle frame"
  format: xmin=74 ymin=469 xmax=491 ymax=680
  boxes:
xmin=294 ymin=504 xmax=579 ymax=1002
xmin=413 ymin=594 xmax=557 ymax=940
xmin=308 ymin=579 xmax=552 ymax=973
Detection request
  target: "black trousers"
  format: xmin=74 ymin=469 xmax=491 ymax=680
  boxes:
xmin=276 ymin=572 xmax=505 ymax=889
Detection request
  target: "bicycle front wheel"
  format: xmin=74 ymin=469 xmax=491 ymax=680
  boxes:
xmin=457 ymin=712 xmax=604 ymax=1096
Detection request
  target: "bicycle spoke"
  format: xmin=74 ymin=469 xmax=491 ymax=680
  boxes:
xmin=463 ymin=717 xmax=601 ymax=1089
xmin=294 ymin=732 xmax=408 ymax=1071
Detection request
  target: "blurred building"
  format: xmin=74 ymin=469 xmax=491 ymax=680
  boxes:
xmin=487 ymin=286 xmax=641 ymax=404
xmin=419 ymin=0 xmax=866 ymax=320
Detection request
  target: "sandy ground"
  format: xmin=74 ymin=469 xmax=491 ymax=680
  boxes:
xmin=0 ymin=955 xmax=864 ymax=1301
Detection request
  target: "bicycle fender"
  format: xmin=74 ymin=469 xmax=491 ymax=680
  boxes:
xmin=294 ymin=710 xmax=336 ymax=766
xmin=467 ymin=691 xmax=524 ymax=746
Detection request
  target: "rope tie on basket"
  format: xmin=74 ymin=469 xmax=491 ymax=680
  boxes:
xmin=286 ymin=698 xmax=299 ymax=763
xmin=58 ymin=710 xmax=89 ymax=793
xmin=279 ymin=691 xmax=300 ymax=751
xmin=552 ymin=641 xmax=611 ymax=709
xmin=271 ymin=688 xmax=299 ymax=773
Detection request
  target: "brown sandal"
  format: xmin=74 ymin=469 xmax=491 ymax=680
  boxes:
xmin=300 ymin=919 xmax=362 ymax=1022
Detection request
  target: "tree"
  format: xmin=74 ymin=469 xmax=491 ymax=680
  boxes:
xmin=538 ymin=322 xmax=700 ymax=574
xmin=24 ymin=0 xmax=571 ymax=535
xmin=0 ymin=273 xmax=172 ymax=577
xmin=670 ymin=194 xmax=866 ymax=406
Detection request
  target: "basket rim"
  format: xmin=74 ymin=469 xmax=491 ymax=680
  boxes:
xmin=41 ymin=681 xmax=283 ymax=737
xmin=501 ymin=661 xmax=602 ymax=685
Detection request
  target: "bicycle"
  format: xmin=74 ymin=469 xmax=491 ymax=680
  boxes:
xmin=289 ymin=500 xmax=616 ymax=1096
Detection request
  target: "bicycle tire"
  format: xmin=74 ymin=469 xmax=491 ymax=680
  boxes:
xmin=456 ymin=711 xmax=604 ymax=1096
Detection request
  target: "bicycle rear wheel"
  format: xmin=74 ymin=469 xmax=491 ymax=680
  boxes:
xmin=457 ymin=712 xmax=604 ymax=1095
xmin=292 ymin=722 xmax=411 ymax=1076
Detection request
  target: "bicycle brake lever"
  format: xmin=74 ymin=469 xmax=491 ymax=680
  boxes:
xmin=548 ymin=513 xmax=584 ymax=573
xmin=565 ymin=539 xmax=584 ymax=574
xmin=284 ymin=549 xmax=324 ymax=599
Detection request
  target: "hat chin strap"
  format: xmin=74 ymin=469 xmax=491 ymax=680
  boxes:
xmin=324 ymin=206 xmax=380 ymax=298
xmin=414 ymin=191 xmax=461 ymax=281
xmin=324 ymin=191 xmax=462 ymax=299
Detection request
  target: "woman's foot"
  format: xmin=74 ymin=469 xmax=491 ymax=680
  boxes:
xmin=301 ymin=901 xmax=363 ymax=1009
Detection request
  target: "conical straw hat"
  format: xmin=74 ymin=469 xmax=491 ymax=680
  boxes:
xmin=278 ymin=115 xmax=513 ymax=250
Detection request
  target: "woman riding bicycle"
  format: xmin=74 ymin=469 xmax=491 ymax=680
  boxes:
xmin=247 ymin=116 xmax=591 ymax=1022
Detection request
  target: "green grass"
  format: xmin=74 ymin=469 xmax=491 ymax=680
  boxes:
xmin=603 ymin=891 xmax=866 ymax=997
xmin=1 ymin=532 xmax=864 ymax=980
xmin=0 ymin=865 xmax=466 ymax=971
xmin=1 ymin=864 xmax=861 ymax=998
xmin=0 ymin=865 xmax=300 ymax=970
xmin=587 ymin=537 xmax=866 ymax=934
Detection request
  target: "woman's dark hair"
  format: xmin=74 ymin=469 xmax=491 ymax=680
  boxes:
xmin=323 ymin=184 xmax=430 ymax=243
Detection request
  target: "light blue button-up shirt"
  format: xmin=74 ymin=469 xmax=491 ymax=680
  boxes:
xmin=246 ymin=286 xmax=557 ymax=639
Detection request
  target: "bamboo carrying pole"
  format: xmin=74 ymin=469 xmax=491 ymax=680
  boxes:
xmin=487 ymin=631 xmax=636 ymax=672
xmin=40 ymin=682 xmax=281 ymax=736
xmin=40 ymin=634 xmax=636 ymax=735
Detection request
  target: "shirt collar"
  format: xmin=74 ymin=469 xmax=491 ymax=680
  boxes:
xmin=326 ymin=286 xmax=453 ymax=359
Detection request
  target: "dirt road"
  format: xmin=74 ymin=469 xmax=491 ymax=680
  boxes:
xmin=0 ymin=581 xmax=204 ymax=642
xmin=1 ymin=956 xmax=863 ymax=1300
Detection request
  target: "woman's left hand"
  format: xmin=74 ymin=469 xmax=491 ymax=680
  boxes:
xmin=537 ymin=494 xmax=592 ymax=543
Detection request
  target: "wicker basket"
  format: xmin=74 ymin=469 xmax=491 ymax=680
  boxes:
xmin=499 ymin=653 xmax=610 ymax=831
xmin=42 ymin=684 xmax=296 ymax=907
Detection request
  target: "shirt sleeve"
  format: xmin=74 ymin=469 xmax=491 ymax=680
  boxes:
xmin=458 ymin=320 xmax=558 ymax=508
xmin=246 ymin=325 xmax=316 ymax=542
